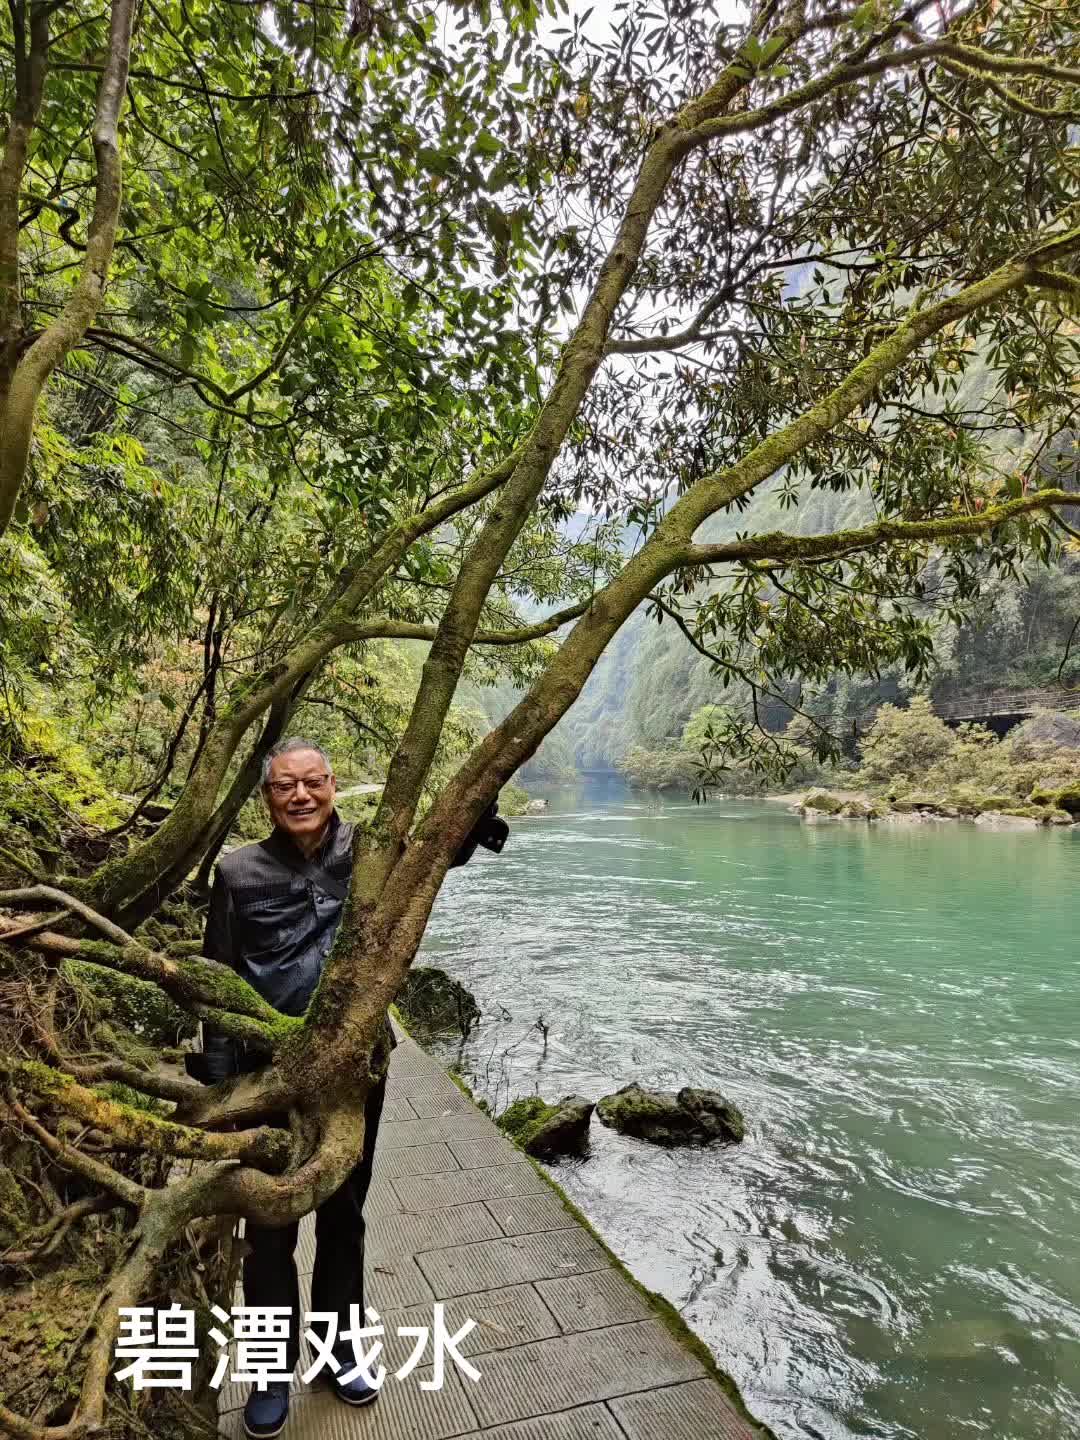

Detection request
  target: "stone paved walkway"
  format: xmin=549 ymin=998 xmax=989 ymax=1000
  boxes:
xmin=218 ymin=1030 xmax=763 ymax=1440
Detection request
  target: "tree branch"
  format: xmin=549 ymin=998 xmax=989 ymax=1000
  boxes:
xmin=680 ymin=490 xmax=1080 ymax=567
xmin=0 ymin=901 xmax=287 ymax=1049
xmin=3 ymin=1057 xmax=292 ymax=1170
xmin=0 ymin=1193 xmax=118 ymax=1267
xmin=0 ymin=0 xmax=137 ymax=540
xmin=375 ymin=217 xmax=1080 ymax=944
xmin=332 ymin=599 xmax=590 ymax=648
xmin=2 ymin=1086 xmax=146 ymax=1207
xmin=680 ymin=36 xmax=1080 ymax=149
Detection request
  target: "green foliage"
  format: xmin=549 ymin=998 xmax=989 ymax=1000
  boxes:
xmin=499 ymin=782 xmax=531 ymax=817
xmin=681 ymin=704 xmax=735 ymax=753
xmin=618 ymin=743 xmax=699 ymax=792
xmin=857 ymin=697 xmax=958 ymax=785
xmin=0 ymin=701 xmax=126 ymax=882
xmin=852 ymin=697 xmax=1080 ymax=805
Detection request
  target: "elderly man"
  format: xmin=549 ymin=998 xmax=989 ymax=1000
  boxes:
xmin=198 ymin=736 xmax=502 ymax=1439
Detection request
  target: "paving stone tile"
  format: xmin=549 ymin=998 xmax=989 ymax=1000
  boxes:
xmin=377 ymin=1114 xmax=495 ymax=1151
xmin=389 ymin=1036 xmax=429 ymax=1059
xmin=403 ymin=1088 xmax=480 ymax=1119
xmin=296 ymin=1215 xmax=316 ymax=1274
xmin=368 ymin=1203 xmax=503 ymax=1258
xmin=380 ymin=1094 xmax=419 ymax=1122
xmin=379 ymin=1283 xmax=560 ymax=1364
xmin=392 ymin=1163 xmax=547 ymax=1212
xmin=373 ymin=1142 xmax=460 ymax=1179
xmin=608 ymin=1378 xmax=761 ymax=1440
xmin=463 ymin=1321 xmax=706 ymax=1428
xmin=534 ymin=1269 xmax=652 ymax=1332
xmin=483 ymin=1191 xmax=577 ymax=1236
xmin=220 ymin=1364 xmax=477 ymax=1440
xmin=394 ymin=1077 xmax=469 ymax=1094
xmin=446 ymin=1406 xmax=625 ymax=1440
xmin=367 ymin=1252 xmax=437 ymax=1309
xmin=364 ymin=1178 xmax=406 ymax=1219
xmin=389 ymin=1053 xmax=446 ymax=1080
xmin=415 ymin=1230 xmax=609 ymax=1298
xmin=446 ymin=1135 xmax=521 ymax=1170
xmin=389 ymin=1050 xmax=457 ymax=1080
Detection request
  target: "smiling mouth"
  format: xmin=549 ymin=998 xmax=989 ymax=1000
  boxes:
xmin=288 ymin=806 xmax=317 ymax=818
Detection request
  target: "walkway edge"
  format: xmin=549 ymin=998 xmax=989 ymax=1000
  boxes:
xmin=394 ymin=1006 xmax=777 ymax=1440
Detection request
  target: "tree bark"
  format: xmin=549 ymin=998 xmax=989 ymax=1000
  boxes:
xmin=0 ymin=0 xmax=138 ymax=538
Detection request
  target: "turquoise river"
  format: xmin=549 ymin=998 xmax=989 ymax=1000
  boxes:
xmin=417 ymin=776 xmax=1080 ymax=1440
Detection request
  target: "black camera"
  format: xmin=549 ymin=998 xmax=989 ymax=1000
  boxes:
xmin=476 ymin=800 xmax=510 ymax=854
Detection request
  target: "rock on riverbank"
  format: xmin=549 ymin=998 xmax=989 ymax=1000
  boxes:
xmin=498 ymin=1093 xmax=595 ymax=1157
xmin=786 ymin=788 xmax=1077 ymax=829
xmin=596 ymin=1083 xmax=746 ymax=1146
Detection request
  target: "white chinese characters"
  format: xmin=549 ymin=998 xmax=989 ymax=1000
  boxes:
xmin=113 ymin=1303 xmax=479 ymax=1392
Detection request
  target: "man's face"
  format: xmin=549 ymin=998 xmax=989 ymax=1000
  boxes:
xmin=264 ymin=749 xmax=336 ymax=844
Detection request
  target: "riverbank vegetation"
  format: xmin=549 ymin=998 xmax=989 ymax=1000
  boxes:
xmin=618 ymin=693 xmax=1080 ymax=816
xmin=2 ymin=1 xmax=1079 ymax=1434
xmin=792 ymin=698 xmax=1080 ymax=826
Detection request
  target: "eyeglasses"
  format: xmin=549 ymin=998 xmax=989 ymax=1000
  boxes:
xmin=267 ymin=775 xmax=331 ymax=797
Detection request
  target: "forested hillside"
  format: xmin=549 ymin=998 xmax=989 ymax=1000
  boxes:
xmin=550 ymin=343 xmax=1080 ymax=783
xmin=555 ymin=480 xmax=1080 ymax=781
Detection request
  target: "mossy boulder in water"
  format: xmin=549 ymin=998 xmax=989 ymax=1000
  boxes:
xmin=839 ymin=796 xmax=881 ymax=819
xmin=397 ymin=965 xmax=481 ymax=1042
xmin=974 ymin=811 xmax=1040 ymax=829
xmin=1049 ymin=783 xmax=1080 ymax=816
xmin=498 ymin=1094 xmax=593 ymax=1158
xmin=801 ymin=789 xmax=843 ymax=815
xmin=596 ymin=1083 xmax=745 ymax=1147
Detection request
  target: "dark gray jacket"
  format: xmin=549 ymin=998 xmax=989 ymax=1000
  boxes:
xmin=201 ymin=808 xmax=362 ymax=1081
xmin=200 ymin=806 xmax=482 ymax=1081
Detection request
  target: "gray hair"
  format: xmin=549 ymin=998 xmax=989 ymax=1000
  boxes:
xmin=260 ymin=737 xmax=334 ymax=789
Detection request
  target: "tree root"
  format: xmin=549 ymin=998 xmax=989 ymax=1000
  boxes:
xmin=26 ymin=1007 xmax=204 ymax=1104
xmin=5 ymin=1060 xmax=293 ymax=1171
xmin=0 ymin=1193 xmax=117 ymax=1266
xmin=0 ymin=886 xmax=135 ymax=947
xmin=3 ymin=1089 xmax=146 ymax=1208
xmin=0 ymin=1098 xmax=366 ymax=1439
xmin=1 ymin=885 xmax=285 ymax=1052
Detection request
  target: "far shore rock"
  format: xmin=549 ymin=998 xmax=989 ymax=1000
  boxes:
xmin=778 ymin=786 xmax=1076 ymax=830
xmin=974 ymin=811 xmax=1041 ymax=830
xmin=596 ymin=1082 xmax=745 ymax=1147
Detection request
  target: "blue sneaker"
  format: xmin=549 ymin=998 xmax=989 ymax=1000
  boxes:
xmin=326 ymin=1351 xmax=379 ymax=1408
xmin=243 ymin=1379 xmax=290 ymax=1438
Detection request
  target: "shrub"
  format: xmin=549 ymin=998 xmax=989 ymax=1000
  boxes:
xmin=498 ymin=782 xmax=531 ymax=817
xmin=857 ymin=696 xmax=957 ymax=784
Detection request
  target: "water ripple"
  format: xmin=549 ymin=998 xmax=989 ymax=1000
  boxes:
xmin=421 ymin=782 xmax=1080 ymax=1440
